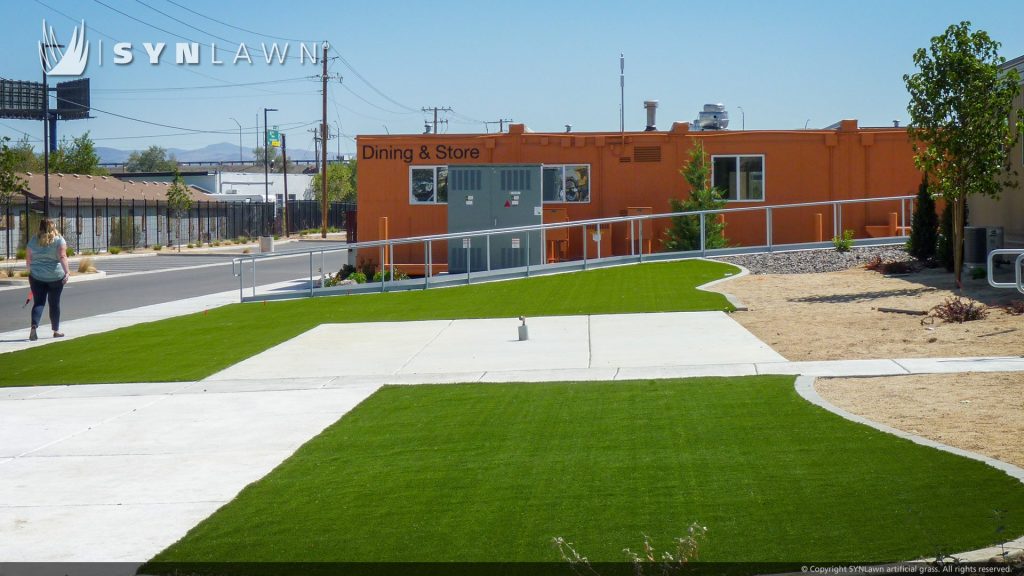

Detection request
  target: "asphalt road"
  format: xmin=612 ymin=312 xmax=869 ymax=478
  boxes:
xmin=0 ymin=243 xmax=351 ymax=334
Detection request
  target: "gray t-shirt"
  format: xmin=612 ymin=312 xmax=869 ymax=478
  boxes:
xmin=27 ymin=236 xmax=67 ymax=282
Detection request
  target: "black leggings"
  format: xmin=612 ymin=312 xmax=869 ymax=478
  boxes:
xmin=29 ymin=276 xmax=65 ymax=331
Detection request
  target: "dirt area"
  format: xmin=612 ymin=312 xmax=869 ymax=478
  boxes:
xmin=708 ymin=266 xmax=1024 ymax=360
xmin=707 ymin=264 xmax=1023 ymax=470
xmin=817 ymin=373 xmax=1024 ymax=468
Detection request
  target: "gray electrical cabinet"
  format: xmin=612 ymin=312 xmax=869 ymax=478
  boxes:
xmin=447 ymin=164 xmax=543 ymax=273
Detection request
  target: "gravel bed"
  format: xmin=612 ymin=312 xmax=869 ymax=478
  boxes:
xmin=711 ymin=245 xmax=915 ymax=275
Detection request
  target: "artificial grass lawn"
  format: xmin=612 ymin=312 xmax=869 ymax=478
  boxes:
xmin=0 ymin=260 xmax=735 ymax=386
xmin=150 ymin=376 xmax=1024 ymax=564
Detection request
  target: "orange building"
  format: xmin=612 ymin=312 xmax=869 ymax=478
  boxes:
xmin=356 ymin=119 xmax=920 ymax=272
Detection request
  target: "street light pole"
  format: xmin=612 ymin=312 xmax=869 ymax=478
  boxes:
xmin=229 ymin=117 xmax=242 ymax=163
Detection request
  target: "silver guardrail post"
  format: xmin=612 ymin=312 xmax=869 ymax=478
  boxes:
xmin=699 ymin=212 xmax=706 ymax=257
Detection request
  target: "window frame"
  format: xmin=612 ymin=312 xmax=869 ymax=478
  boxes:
xmin=409 ymin=165 xmax=448 ymax=205
xmin=710 ymin=154 xmax=765 ymax=203
xmin=542 ymin=163 xmax=592 ymax=204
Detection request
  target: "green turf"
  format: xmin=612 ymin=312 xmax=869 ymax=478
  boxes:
xmin=149 ymin=377 xmax=1024 ymax=564
xmin=0 ymin=260 xmax=736 ymax=386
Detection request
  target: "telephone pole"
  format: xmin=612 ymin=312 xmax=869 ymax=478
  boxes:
xmin=320 ymin=42 xmax=329 ymax=238
xmin=422 ymin=106 xmax=452 ymax=134
xmin=484 ymin=118 xmax=514 ymax=133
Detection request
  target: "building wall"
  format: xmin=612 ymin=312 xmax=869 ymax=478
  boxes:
xmin=968 ymin=63 xmax=1024 ymax=244
xmin=356 ymin=120 xmax=920 ymax=269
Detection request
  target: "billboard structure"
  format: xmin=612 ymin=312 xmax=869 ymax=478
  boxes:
xmin=0 ymin=77 xmax=90 ymax=121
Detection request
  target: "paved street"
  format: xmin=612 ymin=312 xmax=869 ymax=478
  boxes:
xmin=0 ymin=242 xmax=350 ymax=334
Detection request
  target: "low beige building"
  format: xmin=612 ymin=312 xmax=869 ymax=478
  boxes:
xmin=969 ymin=54 xmax=1024 ymax=246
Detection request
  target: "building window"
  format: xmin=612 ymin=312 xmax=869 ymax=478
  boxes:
xmin=712 ymin=155 xmax=764 ymax=201
xmin=542 ymin=164 xmax=590 ymax=203
xmin=410 ymin=166 xmax=448 ymax=204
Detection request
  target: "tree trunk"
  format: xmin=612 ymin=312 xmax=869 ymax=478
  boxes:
xmin=952 ymin=194 xmax=966 ymax=290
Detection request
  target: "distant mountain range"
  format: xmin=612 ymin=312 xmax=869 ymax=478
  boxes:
xmin=96 ymin=142 xmax=320 ymax=165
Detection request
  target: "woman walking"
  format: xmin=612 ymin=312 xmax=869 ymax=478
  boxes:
xmin=25 ymin=218 xmax=70 ymax=341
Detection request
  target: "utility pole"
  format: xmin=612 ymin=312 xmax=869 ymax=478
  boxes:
xmin=484 ymin=118 xmax=514 ymax=133
xmin=320 ymin=42 xmax=329 ymax=238
xmin=422 ymin=106 xmax=452 ymax=135
xmin=281 ymin=132 xmax=289 ymax=237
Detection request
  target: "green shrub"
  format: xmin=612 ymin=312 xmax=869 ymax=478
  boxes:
xmin=372 ymin=267 xmax=410 ymax=282
xmin=108 ymin=246 xmax=121 ymax=255
xmin=936 ymin=202 xmax=954 ymax=272
xmin=832 ymin=229 xmax=855 ymax=252
xmin=908 ymin=176 xmax=938 ymax=261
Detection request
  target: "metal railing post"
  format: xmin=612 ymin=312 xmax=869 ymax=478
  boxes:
xmin=424 ymin=240 xmax=430 ymax=289
xmin=766 ymin=207 xmax=774 ymax=252
xmin=582 ymin=225 xmax=588 ymax=270
xmin=639 ymin=218 xmax=644 ymax=263
xmin=526 ymin=233 xmax=531 ymax=277
xmin=700 ymin=212 xmax=706 ymax=257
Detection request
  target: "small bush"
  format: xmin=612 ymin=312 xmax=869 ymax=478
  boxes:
xmin=931 ymin=296 xmax=987 ymax=323
xmin=832 ymin=229 xmax=855 ymax=252
xmin=77 ymin=257 xmax=96 ymax=273
xmin=108 ymin=246 xmax=121 ymax=255
xmin=1003 ymin=301 xmax=1024 ymax=316
xmin=372 ymin=267 xmax=410 ymax=282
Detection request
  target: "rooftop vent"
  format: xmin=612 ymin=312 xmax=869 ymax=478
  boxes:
xmin=644 ymin=100 xmax=658 ymax=131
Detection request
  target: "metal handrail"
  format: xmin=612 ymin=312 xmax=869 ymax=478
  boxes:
xmin=233 ymin=194 xmax=916 ymax=300
xmin=987 ymin=249 xmax=1024 ymax=294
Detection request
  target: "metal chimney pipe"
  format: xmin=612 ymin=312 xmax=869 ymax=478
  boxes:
xmin=644 ymin=100 xmax=658 ymax=131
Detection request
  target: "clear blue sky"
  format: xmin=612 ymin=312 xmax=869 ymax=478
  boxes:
xmin=2 ymin=0 xmax=1022 ymax=157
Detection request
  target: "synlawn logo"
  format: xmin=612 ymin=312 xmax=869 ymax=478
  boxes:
xmin=37 ymin=19 xmax=323 ymax=77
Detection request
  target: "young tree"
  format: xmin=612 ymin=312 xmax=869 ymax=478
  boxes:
xmin=165 ymin=169 xmax=193 ymax=252
xmin=664 ymin=141 xmax=727 ymax=251
xmin=908 ymin=176 xmax=938 ymax=261
xmin=126 ymin=145 xmax=177 ymax=173
xmin=903 ymin=21 xmax=1023 ymax=285
xmin=50 ymin=131 xmax=107 ymax=175
xmin=9 ymin=135 xmax=41 ymax=173
xmin=312 ymin=161 xmax=357 ymax=204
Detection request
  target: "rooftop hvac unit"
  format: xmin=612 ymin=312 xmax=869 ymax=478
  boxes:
xmin=695 ymin=103 xmax=729 ymax=130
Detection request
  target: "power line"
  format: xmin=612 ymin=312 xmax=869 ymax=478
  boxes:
xmin=132 ymin=0 xmax=306 ymax=62
xmin=92 ymin=76 xmax=315 ymax=93
xmin=163 ymin=0 xmax=315 ymax=43
xmin=330 ymin=45 xmax=419 ymax=113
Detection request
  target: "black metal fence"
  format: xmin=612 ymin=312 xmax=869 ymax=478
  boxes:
xmin=1 ymin=197 xmax=355 ymax=259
